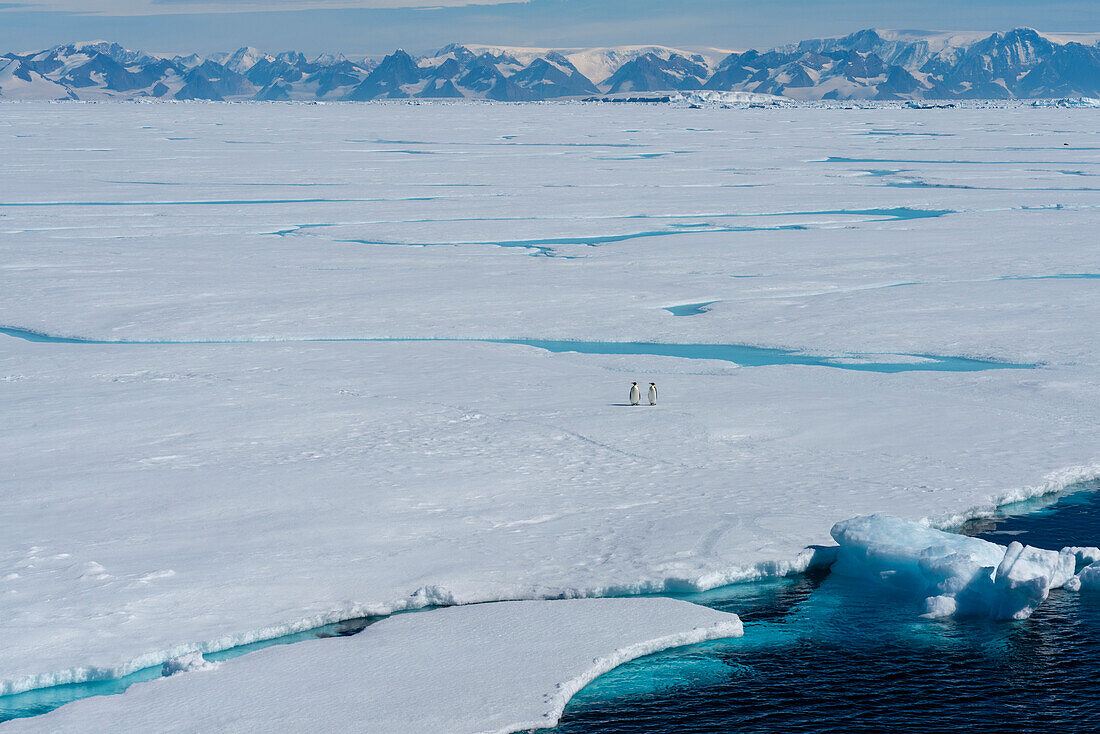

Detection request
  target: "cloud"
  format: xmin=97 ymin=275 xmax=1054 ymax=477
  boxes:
xmin=6 ymin=0 xmax=529 ymax=15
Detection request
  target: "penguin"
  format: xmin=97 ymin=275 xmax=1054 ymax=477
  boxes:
xmin=629 ymin=382 xmax=640 ymax=406
xmin=648 ymin=382 xmax=658 ymax=406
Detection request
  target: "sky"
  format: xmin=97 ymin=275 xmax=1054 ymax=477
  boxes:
xmin=2 ymin=0 xmax=1098 ymax=56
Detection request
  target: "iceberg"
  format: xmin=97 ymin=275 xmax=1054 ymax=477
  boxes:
xmin=831 ymin=515 xmax=1076 ymax=620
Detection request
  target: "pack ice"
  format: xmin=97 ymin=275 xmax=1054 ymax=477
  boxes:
xmin=1 ymin=101 xmax=1099 ymax=728
xmin=831 ymin=515 xmax=1085 ymax=619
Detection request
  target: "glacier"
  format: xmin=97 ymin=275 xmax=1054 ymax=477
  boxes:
xmin=0 ymin=100 xmax=1098 ymax=729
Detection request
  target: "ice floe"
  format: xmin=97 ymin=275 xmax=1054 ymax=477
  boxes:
xmin=2 ymin=598 xmax=742 ymax=734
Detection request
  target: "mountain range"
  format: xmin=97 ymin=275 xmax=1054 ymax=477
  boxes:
xmin=2 ymin=28 xmax=1099 ymax=102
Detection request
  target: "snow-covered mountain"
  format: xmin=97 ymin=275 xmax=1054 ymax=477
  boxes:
xmin=0 ymin=40 xmax=376 ymax=101
xmin=708 ymin=28 xmax=1100 ymax=100
xmin=2 ymin=29 xmax=1098 ymax=101
xmin=0 ymin=57 xmax=77 ymax=100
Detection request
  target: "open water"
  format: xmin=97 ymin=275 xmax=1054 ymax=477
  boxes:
xmin=551 ymin=485 xmax=1100 ymax=733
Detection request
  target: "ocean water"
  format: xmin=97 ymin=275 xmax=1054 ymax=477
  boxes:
xmin=550 ymin=485 xmax=1100 ymax=734
xmin=0 ymin=328 xmax=1034 ymax=374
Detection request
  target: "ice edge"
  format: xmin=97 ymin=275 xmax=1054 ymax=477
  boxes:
xmin=3 ymin=464 xmax=1097 ymax=699
xmin=498 ymin=618 xmax=745 ymax=734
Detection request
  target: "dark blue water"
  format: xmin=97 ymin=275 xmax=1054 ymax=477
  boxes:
xmin=0 ymin=328 xmax=1035 ymax=374
xmin=550 ymin=483 xmax=1100 ymax=734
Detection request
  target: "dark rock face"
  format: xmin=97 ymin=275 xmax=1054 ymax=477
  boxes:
xmin=303 ymin=60 xmax=367 ymax=99
xmin=604 ymin=53 xmax=710 ymax=93
xmin=254 ymin=81 xmax=292 ymax=101
xmin=345 ymin=49 xmax=421 ymax=100
xmin=509 ymin=56 xmax=599 ymax=98
xmin=175 ymin=61 xmax=253 ymax=101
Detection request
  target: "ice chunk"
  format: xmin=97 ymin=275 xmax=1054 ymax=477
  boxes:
xmin=1072 ymin=562 xmax=1100 ymax=592
xmin=921 ymin=595 xmax=957 ymax=618
xmin=161 ymin=652 xmax=218 ymax=677
xmin=831 ymin=515 xmax=1076 ymax=621
xmin=1061 ymin=546 xmax=1100 ymax=570
xmin=992 ymin=542 xmax=1075 ymax=620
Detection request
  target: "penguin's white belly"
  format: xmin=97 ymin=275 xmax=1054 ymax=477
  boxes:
xmin=648 ymin=386 xmax=657 ymax=405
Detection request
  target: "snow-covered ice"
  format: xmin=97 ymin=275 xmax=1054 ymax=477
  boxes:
xmin=2 ymin=598 xmax=743 ymax=733
xmin=830 ymin=515 xmax=1077 ymax=620
xmin=1071 ymin=562 xmax=1100 ymax=592
xmin=0 ymin=101 xmax=1098 ymax=725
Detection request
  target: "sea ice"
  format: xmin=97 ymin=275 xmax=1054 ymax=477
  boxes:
xmin=0 ymin=102 xmax=1098 ymax=722
xmin=2 ymin=598 xmax=743 ymax=733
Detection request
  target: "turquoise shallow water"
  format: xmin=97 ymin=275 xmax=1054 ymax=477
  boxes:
xmin=0 ymin=328 xmax=1034 ymax=374
xmin=550 ymin=484 xmax=1100 ymax=734
xmin=663 ymin=302 xmax=717 ymax=317
xmin=0 ymin=617 xmax=377 ymax=722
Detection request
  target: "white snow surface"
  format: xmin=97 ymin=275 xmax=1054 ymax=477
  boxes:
xmin=0 ymin=102 xmax=1099 ymax=711
xmin=674 ymin=90 xmax=791 ymax=106
xmin=831 ymin=515 xmax=1076 ymax=620
xmin=3 ymin=598 xmax=743 ymax=733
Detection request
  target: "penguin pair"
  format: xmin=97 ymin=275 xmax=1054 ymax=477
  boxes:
xmin=629 ymin=382 xmax=657 ymax=406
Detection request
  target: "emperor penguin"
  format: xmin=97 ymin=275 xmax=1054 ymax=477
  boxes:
xmin=629 ymin=382 xmax=641 ymax=406
xmin=648 ymin=382 xmax=658 ymax=406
